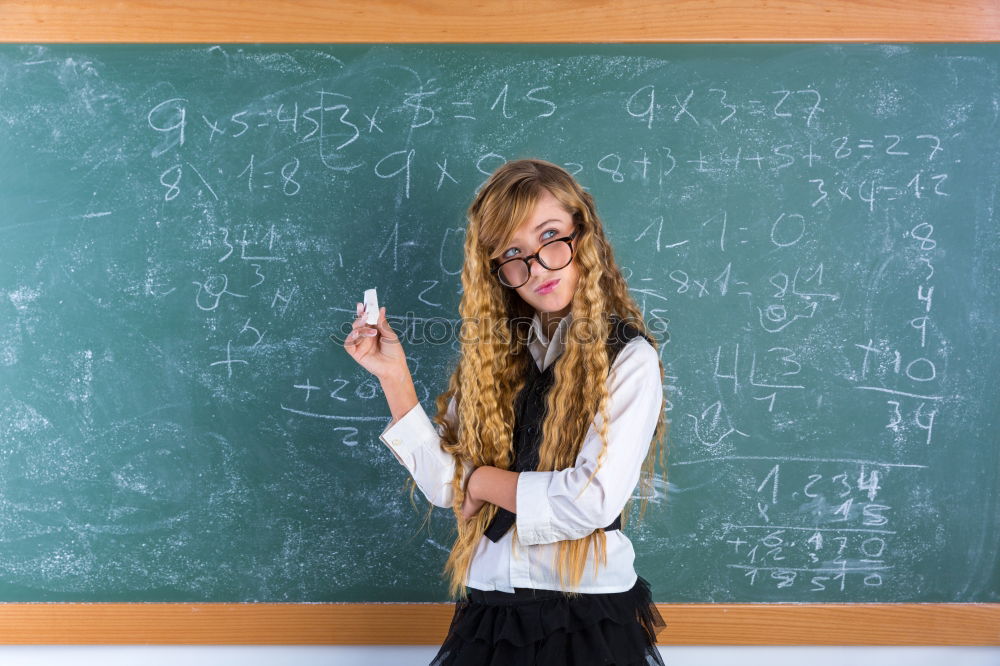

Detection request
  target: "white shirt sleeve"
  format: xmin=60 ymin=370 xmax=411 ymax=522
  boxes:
xmin=515 ymin=337 xmax=663 ymax=546
xmin=378 ymin=394 xmax=474 ymax=509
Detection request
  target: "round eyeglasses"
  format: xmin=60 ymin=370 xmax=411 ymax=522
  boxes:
xmin=490 ymin=229 xmax=579 ymax=289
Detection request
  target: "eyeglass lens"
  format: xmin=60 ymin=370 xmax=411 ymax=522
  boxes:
xmin=498 ymin=239 xmax=573 ymax=288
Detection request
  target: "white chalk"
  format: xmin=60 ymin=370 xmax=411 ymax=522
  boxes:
xmin=363 ymin=288 xmax=379 ymax=325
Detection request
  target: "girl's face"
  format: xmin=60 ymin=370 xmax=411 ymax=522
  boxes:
xmin=493 ymin=188 xmax=580 ymax=317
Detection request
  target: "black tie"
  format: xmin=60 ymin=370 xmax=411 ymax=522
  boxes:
xmin=483 ymin=355 xmax=622 ymax=543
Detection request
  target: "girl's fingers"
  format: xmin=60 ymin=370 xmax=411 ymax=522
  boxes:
xmin=354 ymin=318 xmax=378 ymax=336
xmin=375 ymin=307 xmax=395 ymax=337
xmin=355 ymin=305 xmax=383 ymax=335
xmin=349 ymin=325 xmax=376 ymax=339
xmin=352 ymin=303 xmax=370 ymax=329
xmin=346 ymin=328 xmax=375 ymax=352
xmin=347 ymin=302 xmax=379 ymax=343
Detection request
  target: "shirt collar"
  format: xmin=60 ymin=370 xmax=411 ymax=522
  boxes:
xmin=529 ymin=310 xmax=574 ymax=350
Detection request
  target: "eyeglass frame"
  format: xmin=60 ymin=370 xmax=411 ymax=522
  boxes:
xmin=489 ymin=227 xmax=580 ymax=289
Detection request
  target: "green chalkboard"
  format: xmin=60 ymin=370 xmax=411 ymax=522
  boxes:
xmin=0 ymin=43 xmax=997 ymax=603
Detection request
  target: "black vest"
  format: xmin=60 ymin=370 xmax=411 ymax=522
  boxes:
xmin=483 ymin=314 xmax=650 ymax=543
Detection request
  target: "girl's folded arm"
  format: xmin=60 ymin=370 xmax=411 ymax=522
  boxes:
xmin=515 ymin=339 xmax=663 ymax=546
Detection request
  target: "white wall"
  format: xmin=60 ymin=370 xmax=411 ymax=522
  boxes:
xmin=0 ymin=646 xmax=997 ymax=665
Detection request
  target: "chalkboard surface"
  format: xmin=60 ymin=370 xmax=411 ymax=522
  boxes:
xmin=0 ymin=44 xmax=997 ymax=603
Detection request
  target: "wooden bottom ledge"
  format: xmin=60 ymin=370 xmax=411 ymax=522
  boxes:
xmin=0 ymin=603 xmax=996 ymax=645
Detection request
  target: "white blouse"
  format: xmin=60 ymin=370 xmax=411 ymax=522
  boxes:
xmin=378 ymin=311 xmax=664 ymax=594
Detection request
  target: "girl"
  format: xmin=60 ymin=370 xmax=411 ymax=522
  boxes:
xmin=345 ymin=158 xmax=669 ymax=665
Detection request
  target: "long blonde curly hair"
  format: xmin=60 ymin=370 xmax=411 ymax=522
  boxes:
xmin=406 ymin=158 xmax=669 ymax=600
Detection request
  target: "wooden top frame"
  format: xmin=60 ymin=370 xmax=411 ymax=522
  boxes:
xmin=0 ymin=0 xmax=998 ymax=43
xmin=0 ymin=0 xmax=997 ymax=647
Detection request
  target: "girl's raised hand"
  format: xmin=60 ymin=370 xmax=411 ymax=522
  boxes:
xmin=343 ymin=303 xmax=407 ymax=380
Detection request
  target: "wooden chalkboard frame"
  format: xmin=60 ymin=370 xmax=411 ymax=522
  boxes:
xmin=1 ymin=0 xmax=998 ymax=647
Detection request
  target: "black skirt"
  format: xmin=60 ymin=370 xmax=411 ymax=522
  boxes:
xmin=430 ymin=574 xmax=667 ymax=665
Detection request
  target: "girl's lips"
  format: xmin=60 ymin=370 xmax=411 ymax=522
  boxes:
xmin=535 ymin=279 xmax=559 ymax=293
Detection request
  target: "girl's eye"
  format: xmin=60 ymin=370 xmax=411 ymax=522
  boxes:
xmin=503 ymin=229 xmax=557 ymax=259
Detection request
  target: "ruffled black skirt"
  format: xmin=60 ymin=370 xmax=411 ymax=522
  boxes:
xmin=430 ymin=574 xmax=667 ymax=665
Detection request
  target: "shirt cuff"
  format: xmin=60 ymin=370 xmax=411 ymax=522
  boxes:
xmin=378 ymin=402 xmax=439 ymax=468
xmin=515 ymin=471 xmax=555 ymax=546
